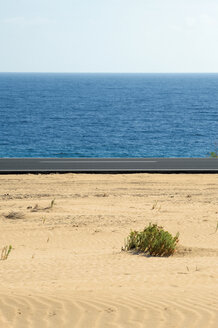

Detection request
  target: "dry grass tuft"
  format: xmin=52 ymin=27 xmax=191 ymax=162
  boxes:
xmin=1 ymin=245 xmax=12 ymax=260
xmin=4 ymin=211 xmax=25 ymax=220
xmin=30 ymin=199 xmax=56 ymax=212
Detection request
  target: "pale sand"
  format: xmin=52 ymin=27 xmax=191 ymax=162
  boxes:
xmin=0 ymin=173 xmax=217 ymax=327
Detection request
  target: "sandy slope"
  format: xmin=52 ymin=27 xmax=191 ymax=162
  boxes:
xmin=0 ymin=173 xmax=217 ymax=327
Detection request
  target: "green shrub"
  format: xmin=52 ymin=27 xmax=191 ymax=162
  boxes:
xmin=209 ymin=151 xmax=218 ymax=158
xmin=124 ymin=223 xmax=179 ymax=257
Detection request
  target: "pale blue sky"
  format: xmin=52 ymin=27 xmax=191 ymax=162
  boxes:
xmin=1 ymin=0 xmax=218 ymax=72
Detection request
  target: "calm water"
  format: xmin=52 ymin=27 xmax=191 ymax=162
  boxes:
xmin=0 ymin=73 xmax=218 ymax=158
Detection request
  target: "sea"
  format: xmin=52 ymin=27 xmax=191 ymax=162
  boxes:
xmin=0 ymin=73 xmax=218 ymax=158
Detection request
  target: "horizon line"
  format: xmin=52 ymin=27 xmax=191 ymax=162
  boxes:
xmin=1 ymin=71 xmax=218 ymax=74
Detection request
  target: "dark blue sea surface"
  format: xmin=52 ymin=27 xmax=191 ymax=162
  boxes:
xmin=0 ymin=73 xmax=218 ymax=158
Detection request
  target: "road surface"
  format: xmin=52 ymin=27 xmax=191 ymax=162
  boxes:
xmin=0 ymin=158 xmax=218 ymax=173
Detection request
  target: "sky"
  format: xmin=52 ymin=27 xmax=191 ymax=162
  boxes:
xmin=1 ymin=0 xmax=218 ymax=73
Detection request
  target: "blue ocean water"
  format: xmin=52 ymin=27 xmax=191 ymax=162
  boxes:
xmin=0 ymin=73 xmax=218 ymax=158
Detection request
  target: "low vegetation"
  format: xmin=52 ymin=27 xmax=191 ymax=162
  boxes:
xmin=30 ymin=199 xmax=56 ymax=212
xmin=4 ymin=211 xmax=25 ymax=220
xmin=1 ymin=245 xmax=12 ymax=260
xmin=209 ymin=151 xmax=218 ymax=158
xmin=209 ymin=143 xmax=218 ymax=158
xmin=124 ymin=223 xmax=179 ymax=257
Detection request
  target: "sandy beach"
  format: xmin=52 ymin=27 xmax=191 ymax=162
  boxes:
xmin=0 ymin=173 xmax=217 ymax=327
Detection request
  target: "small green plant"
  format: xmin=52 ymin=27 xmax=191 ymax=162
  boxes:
xmin=1 ymin=245 xmax=12 ymax=260
xmin=209 ymin=143 xmax=218 ymax=158
xmin=209 ymin=151 xmax=218 ymax=158
xmin=124 ymin=223 xmax=179 ymax=257
xmin=50 ymin=199 xmax=55 ymax=209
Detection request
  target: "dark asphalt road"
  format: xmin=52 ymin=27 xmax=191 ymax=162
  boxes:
xmin=0 ymin=158 xmax=218 ymax=173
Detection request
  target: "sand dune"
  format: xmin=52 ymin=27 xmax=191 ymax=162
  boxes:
xmin=0 ymin=289 xmax=217 ymax=328
xmin=0 ymin=173 xmax=218 ymax=327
